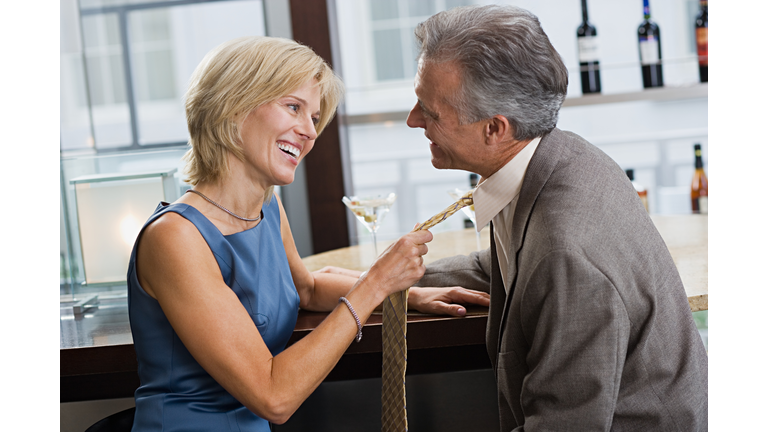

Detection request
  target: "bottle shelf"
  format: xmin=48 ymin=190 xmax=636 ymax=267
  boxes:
xmin=344 ymin=83 xmax=707 ymax=125
xmin=562 ymin=83 xmax=707 ymax=107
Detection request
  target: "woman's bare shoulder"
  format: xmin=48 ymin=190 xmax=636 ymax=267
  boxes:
xmin=142 ymin=211 xmax=198 ymax=242
xmin=137 ymin=211 xmax=214 ymax=298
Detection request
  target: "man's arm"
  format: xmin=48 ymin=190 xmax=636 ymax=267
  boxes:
xmin=511 ymin=248 xmax=630 ymax=431
xmin=414 ymin=248 xmax=492 ymax=293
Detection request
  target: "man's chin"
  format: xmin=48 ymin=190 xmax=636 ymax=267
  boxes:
xmin=431 ymin=157 xmax=476 ymax=174
xmin=430 ymin=157 xmax=450 ymax=170
xmin=429 ymin=149 xmax=451 ymax=170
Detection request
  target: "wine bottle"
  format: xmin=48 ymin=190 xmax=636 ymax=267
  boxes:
xmin=691 ymin=144 xmax=708 ymax=214
xmin=626 ymin=169 xmax=649 ymax=213
xmin=577 ymin=0 xmax=601 ymax=94
xmin=637 ymin=0 xmax=664 ymax=88
xmin=695 ymin=0 xmax=708 ymax=83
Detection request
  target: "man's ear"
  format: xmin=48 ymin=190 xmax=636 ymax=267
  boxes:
xmin=484 ymin=115 xmax=513 ymax=146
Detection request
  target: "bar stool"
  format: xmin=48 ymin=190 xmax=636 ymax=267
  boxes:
xmin=84 ymin=407 xmax=135 ymax=432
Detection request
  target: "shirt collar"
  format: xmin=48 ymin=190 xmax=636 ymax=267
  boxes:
xmin=473 ymin=137 xmax=541 ymax=231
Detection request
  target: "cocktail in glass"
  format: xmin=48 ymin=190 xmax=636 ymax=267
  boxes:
xmin=342 ymin=193 xmax=397 ymax=257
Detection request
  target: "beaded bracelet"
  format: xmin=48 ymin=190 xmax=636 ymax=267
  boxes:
xmin=339 ymin=297 xmax=363 ymax=342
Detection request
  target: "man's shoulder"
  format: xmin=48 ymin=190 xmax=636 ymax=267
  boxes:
xmin=545 ymin=127 xmax=589 ymax=144
xmin=521 ymin=128 xmax=663 ymax=258
xmin=540 ymin=128 xmax=609 ymax=164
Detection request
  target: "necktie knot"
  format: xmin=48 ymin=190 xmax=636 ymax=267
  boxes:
xmin=456 ymin=190 xmax=474 ymax=206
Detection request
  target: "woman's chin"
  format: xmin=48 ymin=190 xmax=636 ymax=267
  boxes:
xmin=273 ymin=173 xmax=295 ymax=187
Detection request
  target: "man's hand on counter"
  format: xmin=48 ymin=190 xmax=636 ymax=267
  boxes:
xmin=408 ymin=287 xmax=490 ymax=317
xmin=311 ymin=266 xmax=490 ymax=316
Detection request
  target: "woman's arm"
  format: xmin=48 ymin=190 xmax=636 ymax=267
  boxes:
xmin=274 ymin=195 xmax=360 ymax=311
xmin=310 ymin=267 xmax=491 ymax=314
xmin=275 ymin=196 xmax=490 ymax=315
xmin=137 ymin=210 xmax=430 ymax=424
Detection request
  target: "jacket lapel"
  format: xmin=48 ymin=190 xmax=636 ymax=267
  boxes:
xmin=486 ymin=222 xmax=505 ymax=370
xmin=493 ymin=129 xmax=565 ymax=352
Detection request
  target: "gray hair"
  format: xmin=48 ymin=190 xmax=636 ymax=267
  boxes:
xmin=414 ymin=5 xmax=568 ymax=141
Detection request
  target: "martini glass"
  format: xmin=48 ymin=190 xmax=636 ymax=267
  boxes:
xmin=448 ymin=188 xmax=482 ymax=250
xmin=342 ymin=193 xmax=397 ymax=257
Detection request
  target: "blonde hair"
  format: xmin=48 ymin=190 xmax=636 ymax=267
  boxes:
xmin=182 ymin=36 xmax=344 ymax=196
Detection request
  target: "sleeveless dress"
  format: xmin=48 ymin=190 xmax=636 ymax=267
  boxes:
xmin=127 ymin=197 xmax=300 ymax=431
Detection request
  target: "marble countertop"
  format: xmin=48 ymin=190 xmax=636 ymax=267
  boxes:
xmin=303 ymin=214 xmax=708 ymax=312
xmin=650 ymin=214 xmax=708 ymax=312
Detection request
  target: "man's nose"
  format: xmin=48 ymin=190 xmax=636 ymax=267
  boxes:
xmin=406 ymin=102 xmax=425 ymax=129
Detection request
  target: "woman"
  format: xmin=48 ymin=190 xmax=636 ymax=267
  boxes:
xmin=127 ymin=36 xmax=489 ymax=431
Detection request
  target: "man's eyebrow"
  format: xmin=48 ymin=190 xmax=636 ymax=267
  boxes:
xmin=418 ymin=99 xmax=438 ymax=119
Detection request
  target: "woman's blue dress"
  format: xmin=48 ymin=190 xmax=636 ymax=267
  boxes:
xmin=127 ymin=197 xmax=300 ymax=431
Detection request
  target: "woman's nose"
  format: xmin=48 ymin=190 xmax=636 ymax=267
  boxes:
xmin=298 ymin=115 xmax=318 ymax=140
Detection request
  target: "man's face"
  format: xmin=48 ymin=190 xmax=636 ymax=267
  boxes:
xmin=407 ymin=60 xmax=487 ymax=174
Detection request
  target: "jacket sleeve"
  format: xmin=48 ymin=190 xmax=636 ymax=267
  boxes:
xmin=510 ymin=248 xmax=630 ymax=431
xmin=413 ymin=248 xmax=492 ymax=293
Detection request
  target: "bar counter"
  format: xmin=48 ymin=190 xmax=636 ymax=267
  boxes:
xmin=304 ymin=214 xmax=708 ymax=312
xmin=61 ymin=214 xmax=707 ymax=402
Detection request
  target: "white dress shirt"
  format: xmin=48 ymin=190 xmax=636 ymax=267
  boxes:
xmin=473 ymin=137 xmax=541 ymax=293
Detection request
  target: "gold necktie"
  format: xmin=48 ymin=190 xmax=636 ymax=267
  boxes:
xmin=381 ymin=190 xmax=474 ymax=432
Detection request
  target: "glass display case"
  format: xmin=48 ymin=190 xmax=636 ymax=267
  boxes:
xmin=60 ymin=148 xmax=188 ymax=310
xmin=71 ymin=169 xmax=178 ymax=286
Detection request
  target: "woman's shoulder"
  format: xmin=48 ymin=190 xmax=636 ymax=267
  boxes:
xmin=141 ymin=208 xmax=202 ymax=249
xmin=135 ymin=207 xmax=212 ymax=298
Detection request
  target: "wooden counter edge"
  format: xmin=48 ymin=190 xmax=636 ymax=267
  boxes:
xmin=688 ymin=294 xmax=708 ymax=313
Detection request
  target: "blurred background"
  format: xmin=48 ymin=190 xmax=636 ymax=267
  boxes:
xmin=60 ymin=0 xmax=707 ymax=268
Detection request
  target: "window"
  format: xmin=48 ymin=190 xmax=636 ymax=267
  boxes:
xmin=82 ymin=13 xmax=127 ymax=107
xmin=335 ymin=0 xmax=478 ymax=248
xmin=60 ymin=0 xmax=268 ymax=289
xmin=80 ymin=12 xmax=133 ymax=148
xmin=130 ymin=8 xmax=177 ymax=103
xmin=369 ymin=0 xmax=473 ymax=82
xmin=60 ymin=0 xmax=267 ymax=151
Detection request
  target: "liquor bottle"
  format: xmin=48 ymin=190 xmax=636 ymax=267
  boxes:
xmin=695 ymin=0 xmax=708 ymax=83
xmin=626 ymin=169 xmax=649 ymax=213
xmin=577 ymin=0 xmax=601 ymax=94
xmin=691 ymin=144 xmax=708 ymax=214
xmin=637 ymin=0 xmax=664 ymax=88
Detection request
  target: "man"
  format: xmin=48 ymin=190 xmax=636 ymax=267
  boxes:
xmin=408 ymin=5 xmax=708 ymax=431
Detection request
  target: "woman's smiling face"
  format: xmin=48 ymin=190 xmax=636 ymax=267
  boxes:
xmin=237 ymin=79 xmax=321 ymax=188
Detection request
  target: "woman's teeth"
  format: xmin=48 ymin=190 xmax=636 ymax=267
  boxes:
xmin=277 ymin=143 xmax=300 ymax=158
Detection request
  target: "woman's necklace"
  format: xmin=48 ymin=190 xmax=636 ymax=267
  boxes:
xmin=185 ymin=189 xmax=261 ymax=223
